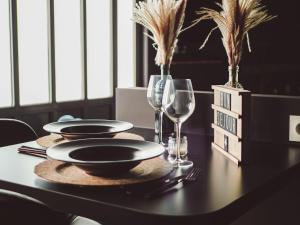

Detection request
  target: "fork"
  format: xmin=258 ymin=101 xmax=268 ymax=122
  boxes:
xmin=144 ymin=167 xmax=201 ymax=198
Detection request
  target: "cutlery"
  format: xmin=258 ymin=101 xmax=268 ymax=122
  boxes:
xmin=123 ymin=167 xmax=201 ymax=198
xmin=19 ymin=151 xmax=47 ymax=158
xmin=18 ymin=145 xmax=47 ymax=158
xmin=144 ymin=167 xmax=201 ymax=198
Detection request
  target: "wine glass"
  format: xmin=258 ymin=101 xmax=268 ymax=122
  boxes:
xmin=147 ymin=75 xmax=172 ymax=146
xmin=162 ymin=79 xmax=195 ymax=167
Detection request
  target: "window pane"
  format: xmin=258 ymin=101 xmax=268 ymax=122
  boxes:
xmin=54 ymin=0 xmax=83 ymax=102
xmin=117 ymin=0 xmax=135 ymax=88
xmin=0 ymin=0 xmax=12 ymax=107
xmin=86 ymin=0 xmax=112 ymax=99
xmin=18 ymin=0 xmax=49 ymax=105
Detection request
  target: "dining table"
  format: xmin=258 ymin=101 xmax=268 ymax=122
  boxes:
xmin=0 ymin=127 xmax=300 ymax=225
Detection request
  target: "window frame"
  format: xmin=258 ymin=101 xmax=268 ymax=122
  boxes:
xmin=1 ymin=0 xmax=121 ymax=110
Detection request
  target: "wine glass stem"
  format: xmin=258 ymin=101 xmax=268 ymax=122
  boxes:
xmin=154 ymin=110 xmax=164 ymax=145
xmin=175 ymin=121 xmax=182 ymax=165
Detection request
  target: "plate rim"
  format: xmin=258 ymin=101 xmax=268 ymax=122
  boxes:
xmin=43 ymin=119 xmax=133 ymax=136
xmin=46 ymin=138 xmax=165 ymax=165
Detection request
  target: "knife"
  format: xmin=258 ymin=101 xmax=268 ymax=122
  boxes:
xmin=144 ymin=175 xmax=186 ymax=198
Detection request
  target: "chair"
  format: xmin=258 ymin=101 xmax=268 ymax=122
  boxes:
xmin=0 ymin=118 xmax=38 ymax=147
xmin=0 ymin=118 xmax=101 ymax=225
xmin=0 ymin=118 xmax=73 ymax=225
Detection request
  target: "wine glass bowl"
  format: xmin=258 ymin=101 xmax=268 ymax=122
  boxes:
xmin=147 ymin=75 xmax=172 ymax=146
xmin=147 ymin=77 xmax=164 ymax=110
xmin=162 ymin=79 xmax=195 ymax=167
xmin=163 ymin=90 xmax=195 ymax=123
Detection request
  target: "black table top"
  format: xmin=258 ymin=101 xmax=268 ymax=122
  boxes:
xmin=0 ymin=128 xmax=300 ymax=225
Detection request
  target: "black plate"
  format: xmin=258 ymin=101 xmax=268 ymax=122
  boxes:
xmin=46 ymin=138 xmax=165 ymax=176
xmin=43 ymin=119 xmax=133 ymax=139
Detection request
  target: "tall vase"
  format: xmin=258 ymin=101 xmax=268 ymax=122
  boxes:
xmin=225 ymin=65 xmax=243 ymax=89
xmin=154 ymin=64 xmax=171 ymax=146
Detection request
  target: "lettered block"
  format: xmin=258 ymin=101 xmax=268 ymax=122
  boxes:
xmin=211 ymin=85 xmax=251 ymax=165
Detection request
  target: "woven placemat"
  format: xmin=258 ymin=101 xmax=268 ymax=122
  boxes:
xmin=37 ymin=132 xmax=145 ymax=148
xmin=34 ymin=157 xmax=172 ymax=187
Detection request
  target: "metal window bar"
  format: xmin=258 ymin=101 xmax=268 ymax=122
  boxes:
xmin=9 ymin=0 xmax=20 ymax=108
xmin=48 ymin=0 xmax=56 ymax=104
xmin=111 ymin=0 xmax=117 ymax=117
xmin=1 ymin=0 xmax=124 ymax=122
xmin=81 ymin=0 xmax=88 ymax=101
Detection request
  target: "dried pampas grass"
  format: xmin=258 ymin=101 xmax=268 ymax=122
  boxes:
xmin=133 ymin=0 xmax=187 ymax=67
xmin=195 ymin=0 xmax=276 ymax=67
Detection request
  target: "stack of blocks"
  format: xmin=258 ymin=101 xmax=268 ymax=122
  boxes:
xmin=211 ymin=85 xmax=251 ymax=165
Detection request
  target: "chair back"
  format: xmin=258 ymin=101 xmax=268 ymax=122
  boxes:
xmin=0 ymin=118 xmax=37 ymax=147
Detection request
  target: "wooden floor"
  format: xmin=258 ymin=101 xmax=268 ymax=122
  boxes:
xmin=231 ymin=178 xmax=300 ymax=225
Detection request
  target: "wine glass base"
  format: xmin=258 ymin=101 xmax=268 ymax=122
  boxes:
xmin=171 ymin=159 xmax=193 ymax=168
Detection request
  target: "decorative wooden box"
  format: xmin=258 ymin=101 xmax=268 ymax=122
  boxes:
xmin=211 ymin=85 xmax=251 ymax=165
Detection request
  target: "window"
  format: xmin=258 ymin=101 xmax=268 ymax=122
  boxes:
xmin=117 ymin=0 xmax=136 ymax=88
xmin=54 ymin=0 xmax=83 ymax=102
xmin=17 ymin=0 xmax=50 ymax=105
xmin=0 ymin=0 xmax=12 ymax=107
xmin=0 ymin=0 xmax=136 ymax=109
xmin=86 ymin=0 xmax=112 ymax=99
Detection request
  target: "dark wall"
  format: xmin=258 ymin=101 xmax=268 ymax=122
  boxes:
xmin=144 ymin=0 xmax=300 ymax=96
xmin=116 ymin=88 xmax=300 ymax=144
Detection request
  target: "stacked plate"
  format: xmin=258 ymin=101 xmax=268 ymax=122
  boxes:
xmin=46 ymin=138 xmax=165 ymax=176
xmin=42 ymin=119 xmax=166 ymax=177
xmin=43 ymin=119 xmax=133 ymax=139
